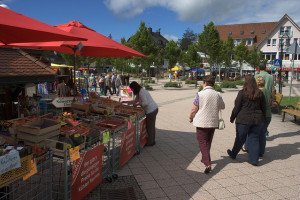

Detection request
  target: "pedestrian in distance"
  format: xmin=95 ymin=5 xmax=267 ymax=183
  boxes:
xmin=123 ymin=81 xmax=158 ymax=146
xmin=227 ymin=75 xmax=266 ymax=166
xmin=189 ymin=75 xmax=225 ymax=174
xmin=115 ymin=75 xmax=122 ymax=96
xmin=105 ymin=75 xmax=113 ymax=96
xmin=255 ymin=62 xmax=274 ymax=137
xmin=111 ymin=73 xmax=117 ymax=94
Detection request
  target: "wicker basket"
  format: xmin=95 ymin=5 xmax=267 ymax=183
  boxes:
xmin=0 ymin=154 xmax=32 ymax=187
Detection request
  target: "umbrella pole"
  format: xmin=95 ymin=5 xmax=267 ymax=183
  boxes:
xmin=73 ymin=50 xmax=77 ymax=94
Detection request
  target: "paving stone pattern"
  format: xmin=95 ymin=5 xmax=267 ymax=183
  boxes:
xmin=89 ymin=79 xmax=300 ymax=200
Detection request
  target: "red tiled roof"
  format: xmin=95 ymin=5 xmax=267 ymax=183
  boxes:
xmin=215 ymin=22 xmax=278 ymax=45
xmin=0 ymin=48 xmax=55 ymax=77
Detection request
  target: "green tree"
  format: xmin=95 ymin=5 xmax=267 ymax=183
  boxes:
xmin=247 ymin=46 xmax=264 ymax=69
xmin=127 ymin=21 xmax=158 ymax=76
xmin=234 ymin=40 xmax=249 ymax=74
xmin=198 ymin=22 xmax=221 ymax=71
xmin=220 ymin=37 xmax=234 ymax=76
xmin=182 ymin=43 xmax=201 ymax=67
xmin=164 ymin=40 xmax=181 ymax=69
xmin=178 ymin=28 xmax=198 ymax=51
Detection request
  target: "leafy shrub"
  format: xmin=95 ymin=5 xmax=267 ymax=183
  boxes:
xmin=233 ymin=80 xmax=244 ymax=86
xmin=144 ymin=84 xmax=153 ymax=91
xmin=164 ymin=82 xmax=182 ymax=88
xmin=198 ymin=84 xmax=223 ymax=93
xmin=185 ymin=80 xmax=197 ymax=84
xmin=180 ymin=77 xmax=187 ymax=81
xmin=220 ymin=81 xmax=237 ymax=88
xmin=144 ymin=79 xmax=155 ymax=84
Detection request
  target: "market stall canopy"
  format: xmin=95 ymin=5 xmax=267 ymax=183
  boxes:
xmin=170 ymin=65 xmax=182 ymax=71
xmin=51 ymin=63 xmax=73 ymax=68
xmin=9 ymin=21 xmax=145 ymax=58
xmin=0 ymin=48 xmax=56 ymax=84
xmin=0 ymin=7 xmax=86 ymax=45
xmin=190 ymin=68 xmax=205 ymax=73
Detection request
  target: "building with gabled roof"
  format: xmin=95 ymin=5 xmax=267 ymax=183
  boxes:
xmin=216 ymin=22 xmax=277 ymax=48
xmin=0 ymin=48 xmax=56 ymax=85
xmin=215 ymin=14 xmax=300 ymax=79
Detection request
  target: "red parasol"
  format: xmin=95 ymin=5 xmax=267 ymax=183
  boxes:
xmin=0 ymin=7 xmax=86 ymax=45
xmin=8 ymin=21 xmax=145 ymax=57
xmin=8 ymin=21 xmax=145 ymax=86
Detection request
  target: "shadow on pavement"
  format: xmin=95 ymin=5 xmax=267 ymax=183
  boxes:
xmin=267 ymin=130 xmax=300 ymax=141
xmin=137 ymin=128 xmax=300 ymax=199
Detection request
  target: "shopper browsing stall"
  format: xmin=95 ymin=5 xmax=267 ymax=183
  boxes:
xmin=123 ymin=81 xmax=158 ymax=146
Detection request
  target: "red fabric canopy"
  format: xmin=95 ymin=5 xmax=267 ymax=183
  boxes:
xmin=9 ymin=21 xmax=144 ymax=58
xmin=0 ymin=7 xmax=86 ymax=45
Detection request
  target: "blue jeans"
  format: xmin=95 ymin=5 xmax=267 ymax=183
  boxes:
xmin=231 ymin=123 xmax=264 ymax=165
xmin=245 ymin=117 xmax=271 ymax=155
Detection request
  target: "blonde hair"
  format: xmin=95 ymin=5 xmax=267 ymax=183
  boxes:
xmin=256 ymin=76 xmax=265 ymax=88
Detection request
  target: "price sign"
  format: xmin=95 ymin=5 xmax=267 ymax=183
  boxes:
xmin=52 ymin=97 xmax=74 ymax=108
xmin=23 ymin=159 xmax=37 ymax=180
xmin=69 ymin=146 xmax=80 ymax=162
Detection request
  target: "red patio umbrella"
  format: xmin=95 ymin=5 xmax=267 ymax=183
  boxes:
xmin=0 ymin=7 xmax=86 ymax=44
xmin=9 ymin=21 xmax=145 ymax=57
xmin=9 ymin=21 xmax=144 ymax=85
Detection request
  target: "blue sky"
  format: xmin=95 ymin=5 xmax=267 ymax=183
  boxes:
xmin=1 ymin=0 xmax=300 ymax=42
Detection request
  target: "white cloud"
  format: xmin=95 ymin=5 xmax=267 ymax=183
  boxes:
xmin=0 ymin=4 xmax=9 ymax=8
xmin=104 ymin=0 xmax=300 ymax=25
xmin=162 ymin=34 xmax=178 ymax=42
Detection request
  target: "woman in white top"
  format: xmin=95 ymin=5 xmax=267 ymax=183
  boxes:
xmin=128 ymin=81 xmax=158 ymax=146
xmin=189 ymin=75 xmax=225 ymax=174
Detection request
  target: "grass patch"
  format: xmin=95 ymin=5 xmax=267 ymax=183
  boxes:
xmin=164 ymin=82 xmax=182 ymax=88
xmin=185 ymin=80 xmax=197 ymax=84
xmin=281 ymin=96 xmax=300 ymax=107
xmin=198 ymin=84 xmax=223 ymax=93
xmin=220 ymin=81 xmax=237 ymax=88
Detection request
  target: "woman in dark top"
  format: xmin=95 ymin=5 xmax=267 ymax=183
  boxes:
xmin=227 ymin=75 xmax=266 ymax=166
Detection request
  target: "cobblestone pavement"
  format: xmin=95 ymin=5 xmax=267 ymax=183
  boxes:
xmin=88 ymin=79 xmax=300 ymax=200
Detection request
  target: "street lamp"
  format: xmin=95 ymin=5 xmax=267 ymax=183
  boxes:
xmin=278 ymin=30 xmax=290 ymax=94
xmin=286 ymin=40 xmax=300 ymax=99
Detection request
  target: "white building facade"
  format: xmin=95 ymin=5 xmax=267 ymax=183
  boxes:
xmin=216 ymin=14 xmax=300 ymax=80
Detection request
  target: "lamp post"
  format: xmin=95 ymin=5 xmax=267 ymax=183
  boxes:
xmin=278 ymin=31 xmax=289 ymax=94
xmin=287 ymin=40 xmax=300 ymax=99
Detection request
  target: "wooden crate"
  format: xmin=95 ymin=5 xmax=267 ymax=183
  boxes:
xmin=17 ymin=118 xmax=60 ymax=135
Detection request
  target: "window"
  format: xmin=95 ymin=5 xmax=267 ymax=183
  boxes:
xmin=294 ymin=38 xmax=298 ymax=44
xmin=246 ymin=39 xmax=252 ymax=46
xmin=264 ymin=52 xmax=277 ymax=61
xmin=293 ymin=54 xmax=298 ymax=60
xmin=286 ymin=38 xmax=290 ymax=46
xmin=228 ymin=32 xmax=232 ymax=36
xmin=267 ymin=39 xmax=271 ymax=46
xmin=234 ymin=39 xmax=241 ymax=46
xmin=272 ymin=39 xmax=276 ymax=46
xmin=286 ymin=26 xmax=291 ymax=35
xmin=284 ymin=54 xmax=290 ymax=60
xmin=250 ymin=30 xmax=255 ymax=34
xmin=280 ymin=26 xmax=292 ymax=36
xmin=240 ymin=30 xmax=244 ymax=35
xmin=280 ymin=27 xmax=285 ymax=35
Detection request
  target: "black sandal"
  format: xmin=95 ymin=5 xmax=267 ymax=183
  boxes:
xmin=204 ymin=166 xmax=211 ymax=174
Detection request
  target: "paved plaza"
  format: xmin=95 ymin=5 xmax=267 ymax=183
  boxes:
xmin=115 ymin=79 xmax=300 ymax=200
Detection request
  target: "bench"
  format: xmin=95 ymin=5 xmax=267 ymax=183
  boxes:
xmin=282 ymin=101 xmax=300 ymax=122
xmin=271 ymin=93 xmax=283 ymax=113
